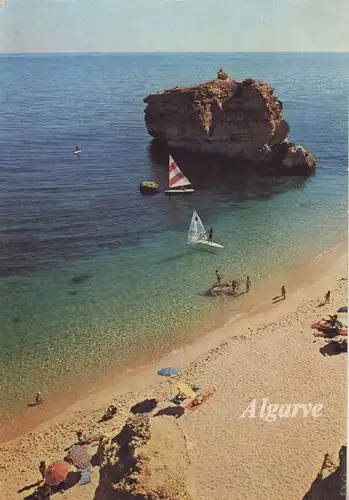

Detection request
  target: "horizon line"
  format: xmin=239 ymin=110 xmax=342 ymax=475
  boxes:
xmin=0 ymin=50 xmax=348 ymax=56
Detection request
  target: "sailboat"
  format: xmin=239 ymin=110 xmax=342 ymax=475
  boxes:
xmin=187 ymin=211 xmax=224 ymax=249
xmin=165 ymin=155 xmax=195 ymax=194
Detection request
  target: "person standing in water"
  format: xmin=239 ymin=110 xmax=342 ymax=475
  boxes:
xmin=215 ymin=270 xmax=222 ymax=284
xmin=35 ymin=391 xmax=43 ymax=405
xmin=281 ymin=285 xmax=287 ymax=300
xmin=208 ymin=228 xmax=213 ymax=243
xmin=246 ymin=276 xmax=251 ymax=293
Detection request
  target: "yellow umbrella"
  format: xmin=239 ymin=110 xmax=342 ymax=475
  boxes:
xmin=175 ymin=382 xmax=196 ymax=400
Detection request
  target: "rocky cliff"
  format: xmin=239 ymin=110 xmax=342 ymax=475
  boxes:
xmin=303 ymin=445 xmax=346 ymax=499
xmin=94 ymin=413 xmax=194 ymax=500
xmin=144 ymin=69 xmax=316 ymax=174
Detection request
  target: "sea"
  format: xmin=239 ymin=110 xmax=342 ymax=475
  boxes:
xmin=0 ymin=52 xmax=347 ymax=430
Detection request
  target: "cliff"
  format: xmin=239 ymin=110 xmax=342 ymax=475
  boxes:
xmin=143 ymin=69 xmax=316 ymax=174
xmin=94 ymin=413 xmax=194 ymax=500
xmin=303 ymin=445 xmax=346 ymax=499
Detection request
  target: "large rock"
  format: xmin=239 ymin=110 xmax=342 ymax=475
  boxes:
xmin=303 ymin=445 xmax=346 ymax=499
xmin=94 ymin=413 xmax=194 ymax=500
xmin=143 ymin=70 xmax=316 ymax=174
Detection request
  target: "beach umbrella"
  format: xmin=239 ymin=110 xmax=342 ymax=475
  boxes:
xmin=68 ymin=445 xmax=91 ymax=470
xmin=175 ymin=382 xmax=196 ymax=400
xmin=337 ymin=306 xmax=348 ymax=313
xmin=157 ymin=367 xmax=179 ymax=377
xmin=44 ymin=461 xmax=69 ymax=486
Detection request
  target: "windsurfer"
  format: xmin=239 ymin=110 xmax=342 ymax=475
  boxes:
xmin=208 ymin=228 xmax=213 ymax=243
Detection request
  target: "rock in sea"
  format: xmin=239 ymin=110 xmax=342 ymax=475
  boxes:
xmin=71 ymin=273 xmax=91 ymax=284
xmin=143 ymin=69 xmax=316 ymax=175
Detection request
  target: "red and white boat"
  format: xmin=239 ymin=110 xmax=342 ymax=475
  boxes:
xmin=165 ymin=155 xmax=195 ymax=195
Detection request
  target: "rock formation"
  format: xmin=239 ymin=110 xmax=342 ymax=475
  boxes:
xmin=143 ymin=69 xmax=316 ymax=174
xmin=94 ymin=413 xmax=193 ymax=500
xmin=303 ymin=445 xmax=346 ymax=499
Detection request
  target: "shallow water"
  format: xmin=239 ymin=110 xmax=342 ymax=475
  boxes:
xmin=0 ymin=52 xmax=347 ymax=422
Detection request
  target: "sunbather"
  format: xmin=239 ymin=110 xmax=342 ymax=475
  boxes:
xmin=187 ymin=389 xmax=216 ymax=410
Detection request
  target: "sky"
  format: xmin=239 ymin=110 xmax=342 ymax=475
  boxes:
xmin=0 ymin=0 xmax=348 ymax=53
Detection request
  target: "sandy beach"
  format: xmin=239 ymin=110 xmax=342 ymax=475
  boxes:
xmin=0 ymin=246 xmax=347 ymax=500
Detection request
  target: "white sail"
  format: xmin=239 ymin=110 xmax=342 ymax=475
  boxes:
xmin=187 ymin=211 xmax=208 ymax=245
xmin=169 ymin=155 xmax=191 ymax=189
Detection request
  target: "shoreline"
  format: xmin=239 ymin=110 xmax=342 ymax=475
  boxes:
xmin=0 ymin=242 xmax=347 ymax=499
xmin=0 ymin=240 xmax=346 ymax=445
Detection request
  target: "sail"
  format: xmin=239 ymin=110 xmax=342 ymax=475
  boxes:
xmin=187 ymin=211 xmax=208 ymax=244
xmin=169 ymin=155 xmax=191 ymax=188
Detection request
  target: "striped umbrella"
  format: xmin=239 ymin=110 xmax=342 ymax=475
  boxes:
xmin=68 ymin=445 xmax=91 ymax=470
xmin=44 ymin=461 xmax=69 ymax=486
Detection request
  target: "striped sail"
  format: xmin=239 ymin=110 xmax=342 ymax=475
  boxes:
xmin=168 ymin=155 xmax=191 ymax=189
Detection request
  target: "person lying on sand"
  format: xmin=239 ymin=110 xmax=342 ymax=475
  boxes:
xmin=102 ymin=404 xmax=117 ymax=420
xmin=187 ymin=389 xmax=216 ymax=410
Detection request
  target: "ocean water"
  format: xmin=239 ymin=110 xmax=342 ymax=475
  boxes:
xmin=0 ymin=53 xmax=347 ymax=424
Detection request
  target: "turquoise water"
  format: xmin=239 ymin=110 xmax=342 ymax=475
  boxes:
xmin=0 ymin=53 xmax=347 ymax=422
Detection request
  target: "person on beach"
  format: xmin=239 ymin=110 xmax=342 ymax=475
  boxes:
xmin=104 ymin=404 xmax=117 ymax=420
xmin=328 ymin=314 xmax=339 ymax=327
xmin=215 ymin=270 xmax=222 ymax=285
xmin=325 ymin=290 xmax=331 ymax=303
xmin=208 ymin=228 xmax=213 ymax=243
xmin=246 ymin=276 xmax=251 ymax=293
xmin=35 ymin=392 xmax=43 ymax=405
xmin=77 ymin=429 xmax=88 ymax=443
xmin=39 ymin=460 xmax=46 ymax=480
xmin=281 ymin=285 xmax=286 ymax=300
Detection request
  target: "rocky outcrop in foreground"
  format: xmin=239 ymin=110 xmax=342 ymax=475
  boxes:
xmin=94 ymin=413 xmax=193 ymax=500
xmin=144 ymin=69 xmax=316 ymax=174
xmin=303 ymin=445 xmax=346 ymax=499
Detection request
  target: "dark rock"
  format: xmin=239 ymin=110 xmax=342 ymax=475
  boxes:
xmin=71 ymin=273 xmax=91 ymax=284
xmin=143 ymin=69 xmax=316 ymax=175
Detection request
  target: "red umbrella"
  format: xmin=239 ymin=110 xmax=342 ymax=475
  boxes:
xmin=44 ymin=461 xmax=69 ymax=486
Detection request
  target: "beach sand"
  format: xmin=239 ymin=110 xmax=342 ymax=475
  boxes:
xmin=0 ymin=247 xmax=347 ymax=500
